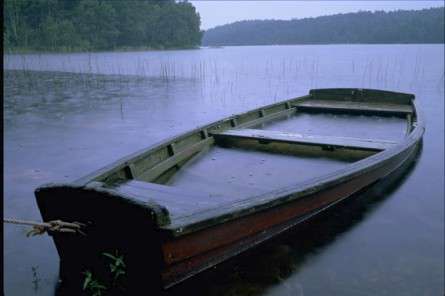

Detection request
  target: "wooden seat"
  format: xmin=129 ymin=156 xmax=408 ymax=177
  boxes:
xmin=293 ymin=99 xmax=413 ymax=116
xmin=112 ymin=180 xmax=236 ymax=220
xmin=212 ymin=128 xmax=398 ymax=151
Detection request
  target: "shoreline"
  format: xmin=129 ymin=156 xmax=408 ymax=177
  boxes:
xmin=4 ymin=43 xmax=444 ymax=55
xmin=201 ymin=42 xmax=445 ymax=47
xmin=3 ymin=45 xmax=201 ymax=55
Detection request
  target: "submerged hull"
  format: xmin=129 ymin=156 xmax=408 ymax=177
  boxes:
xmin=161 ymin=140 xmax=420 ymax=287
xmin=35 ymin=88 xmax=424 ymax=293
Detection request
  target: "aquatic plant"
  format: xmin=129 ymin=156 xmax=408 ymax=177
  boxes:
xmin=82 ymin=250 xmax=127 ymax=296
xmin=31 ymin=265 xmax=41 ymax=292
xmin=103 ymin=251 xmax=126 ymax=284
xmin=83 ymin=271 xmax=107 ymax=296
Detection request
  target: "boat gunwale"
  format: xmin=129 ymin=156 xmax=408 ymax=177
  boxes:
xmin=70 ymin=96 xmax=309 ymax=186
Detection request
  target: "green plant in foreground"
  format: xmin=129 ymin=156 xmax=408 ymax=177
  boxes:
xmin=103 ymin=251 xmax=126 ymax=283
xmin=83 ymin=271 xmax=107 ymax=296
xmin=82 ymin=250 xmax=127 ymax=295
xmin=31 ymin=265 xmax=41 ymax=292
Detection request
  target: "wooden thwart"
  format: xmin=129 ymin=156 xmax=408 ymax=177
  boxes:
xmin=293 ymin=99 xmax=413 ymax=116
xmin=212 ymin=128 xmax=397 ymax=151
xmin=113 ymin=180 xmax=237 ymax=220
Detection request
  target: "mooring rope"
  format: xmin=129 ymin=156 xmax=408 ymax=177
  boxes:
xmin=4 ymin=218 xmax=86 ymax=237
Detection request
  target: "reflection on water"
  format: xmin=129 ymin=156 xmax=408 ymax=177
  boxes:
xmin=3 ymin=45 xmax=444 ymax=295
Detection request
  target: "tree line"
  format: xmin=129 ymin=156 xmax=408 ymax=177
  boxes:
xmin=202 ymin=7 xmax=445 ymax=46
xmin=4 ymin=0 xmax=203 ymax=52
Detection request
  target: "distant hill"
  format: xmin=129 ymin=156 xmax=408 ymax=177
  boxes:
xmin=202 ymin=7 xmax=444 ymax=46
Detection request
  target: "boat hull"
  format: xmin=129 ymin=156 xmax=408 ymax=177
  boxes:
xmin=160 ymin=141 xmax=421 ymax=287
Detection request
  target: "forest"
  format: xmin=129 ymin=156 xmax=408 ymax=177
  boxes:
xmin=4 ymin=0 xmax=203 ymax=52
xmin=203 ymin=7 xmax=445 ymax=46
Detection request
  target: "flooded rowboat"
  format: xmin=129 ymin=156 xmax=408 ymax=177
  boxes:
xmin=35 ymin=88 xmax=424 ymax=293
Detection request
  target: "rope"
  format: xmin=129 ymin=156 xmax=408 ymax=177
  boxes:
xmin=4 ymin=218 xmax=86 ymax=237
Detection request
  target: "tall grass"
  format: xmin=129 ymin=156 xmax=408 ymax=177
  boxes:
xmin=4 ymin=48 xmax=443 ymax=116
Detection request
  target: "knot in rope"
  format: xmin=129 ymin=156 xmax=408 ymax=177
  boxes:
xmin=4 ymin=218 xmax=86 ymax=237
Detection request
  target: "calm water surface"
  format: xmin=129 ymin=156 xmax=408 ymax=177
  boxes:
xmin=3 ymin=44 xmax=444 ymax=295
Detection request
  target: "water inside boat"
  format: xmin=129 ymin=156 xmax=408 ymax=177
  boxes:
xmin=257 ymin=112 xmax=407 ymax=140
xmin=112 ymin=110 xmax=407 ymax=221
xmin=168 ymin=112 xmax=406 ymax=183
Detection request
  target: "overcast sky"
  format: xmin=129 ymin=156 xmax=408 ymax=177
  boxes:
xmin=191 ymin=1 xmax=445 ymax=30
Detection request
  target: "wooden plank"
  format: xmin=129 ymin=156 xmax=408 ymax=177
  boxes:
xmin=294 ymin=99 xmax=413 ymax=116
xmin=137 ymin=138 xmax=214 ymax=183
xmin=235 ymin=108 xmax=296 ymax=129
xmin=113 ymin=180 xmax=234 ymax=220
xmin=212 ymin=128 xmax=397 ymax=151
xmin=309 ymin=88 xmax=414 ymax=104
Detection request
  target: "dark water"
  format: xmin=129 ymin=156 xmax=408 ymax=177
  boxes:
xmin=4 ymin=44 xmax=444 ymax=295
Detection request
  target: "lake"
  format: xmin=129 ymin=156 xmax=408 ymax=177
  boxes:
xmin=3 ymin=44 xmax=444 ymax=295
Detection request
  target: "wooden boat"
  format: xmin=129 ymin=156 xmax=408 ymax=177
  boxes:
xmin=35 ymin=88 xmax=424 ymax=293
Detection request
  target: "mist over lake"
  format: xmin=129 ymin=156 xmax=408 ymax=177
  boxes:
xmin=4 ymin=44 xmax=444 ymax=295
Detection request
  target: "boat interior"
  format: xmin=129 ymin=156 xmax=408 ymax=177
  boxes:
xmin=80 ymin=89 xmax=416 ymax=229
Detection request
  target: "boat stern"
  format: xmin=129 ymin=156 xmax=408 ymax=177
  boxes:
xmin=34 ymin=182 xmax=170 ymax=293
